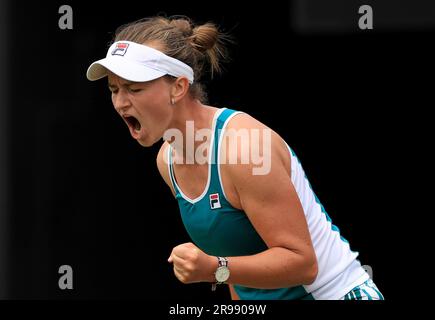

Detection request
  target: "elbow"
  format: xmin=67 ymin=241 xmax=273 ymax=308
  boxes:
xmin=302 ymin=255 xmax=318 ymax=285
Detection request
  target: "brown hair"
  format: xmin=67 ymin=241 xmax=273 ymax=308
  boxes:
xmin=112 ymin=15 xmax=232 ymax=103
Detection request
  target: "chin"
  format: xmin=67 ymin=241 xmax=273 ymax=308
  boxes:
xmin=137 ymin=136 xmax=159 ymax=147
xmin=137 ymin=140 xmax=153 ymax=147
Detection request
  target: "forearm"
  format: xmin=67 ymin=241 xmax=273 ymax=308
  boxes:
xmin=209 ymin=247 xmax=317 ymax=289
xmin=228 ymin=284 xmax=240 ymax=300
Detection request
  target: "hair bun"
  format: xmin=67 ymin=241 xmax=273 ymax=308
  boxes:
xmin=190 ymin=23 xmax=219 ymax=53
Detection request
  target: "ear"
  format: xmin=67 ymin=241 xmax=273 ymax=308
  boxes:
xmin=170 ymin=77 xmax=190 ymax=103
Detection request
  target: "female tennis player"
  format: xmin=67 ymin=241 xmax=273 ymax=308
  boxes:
xmin=86 ymin=16 xmax=384 ymax=300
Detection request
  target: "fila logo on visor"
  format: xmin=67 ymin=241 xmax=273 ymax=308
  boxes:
xmin=112 ymin=42 xmax=129 ymax=56
xmin=210 ymin=193 xmax=221 ymax=209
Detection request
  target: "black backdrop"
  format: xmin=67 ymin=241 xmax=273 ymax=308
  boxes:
xmin=1 ymin=0 xmax=433 ymax=302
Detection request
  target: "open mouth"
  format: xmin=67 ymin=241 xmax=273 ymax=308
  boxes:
xmin=123 ymin=115 xmax=142 ymax=132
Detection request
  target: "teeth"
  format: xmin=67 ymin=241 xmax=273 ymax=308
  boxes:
xmin=134 ymin=121 xmax=141 ymax=131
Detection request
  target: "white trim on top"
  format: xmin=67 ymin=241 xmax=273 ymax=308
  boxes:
xmin=169 ymin=107 xmax=227 ymax=204
xmin=217 ymin=111 xmax=244 ymax=204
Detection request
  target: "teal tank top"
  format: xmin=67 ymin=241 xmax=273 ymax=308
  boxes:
xmin=168 ymin=108 xmax=313 ymax=300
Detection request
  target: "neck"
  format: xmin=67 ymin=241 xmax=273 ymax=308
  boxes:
xmin=165 ymin=99 xmax=218 ymax=165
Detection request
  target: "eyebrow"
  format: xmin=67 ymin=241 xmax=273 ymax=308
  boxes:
xmin=108 ymin=81 xmax=138 ymax=88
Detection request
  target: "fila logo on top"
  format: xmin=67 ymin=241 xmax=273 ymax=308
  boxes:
xmin=209 ymin=193 xmax=221 ymax=209
xmin=112 ymin=43 xmax=129 ymax=56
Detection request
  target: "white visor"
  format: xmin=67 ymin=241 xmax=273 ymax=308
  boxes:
xmin=86 ymin=41 xmax=194 ymax=84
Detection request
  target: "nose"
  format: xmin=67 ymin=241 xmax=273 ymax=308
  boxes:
xmin=112 ymin=90 xmax=131 ymax=113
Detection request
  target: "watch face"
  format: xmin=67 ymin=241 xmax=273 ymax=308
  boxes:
xmin=215 ymin=266 xmax=230 ymax=282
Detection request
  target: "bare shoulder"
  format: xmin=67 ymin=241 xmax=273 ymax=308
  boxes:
xmin=226 ymin=112 xmax=267 ymax=130
xmin=156 ymin=140 xmax=169 ymax=163
xmin=223 ymin=111 xmax=291 ymax=175
xmin=156 ymin=140 xmax=176 ymax=197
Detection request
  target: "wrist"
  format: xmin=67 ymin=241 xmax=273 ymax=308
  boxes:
xmin=205 ymin=255 xmax=218 ymax=282
xmin=211 ymin=256 xmax=231 ymax=291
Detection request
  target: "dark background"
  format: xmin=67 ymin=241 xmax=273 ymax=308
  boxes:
xmin=0 ymin=0 xmax=433 ymax=301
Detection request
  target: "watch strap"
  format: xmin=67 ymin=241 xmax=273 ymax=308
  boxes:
xmin=212 ymin=256 xmax=229 ymax=291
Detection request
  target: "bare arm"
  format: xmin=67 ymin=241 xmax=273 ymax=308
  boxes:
xmin=219 ymin=115 xmax=318 ymax=289
xmin=156 ymin=141 xmax=176 ymax=197
xmin=228 ymin=284 xmax=240 ymax=300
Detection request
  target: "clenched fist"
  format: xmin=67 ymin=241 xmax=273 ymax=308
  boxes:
xmin=168 ymin=242 xmax=216 ymax=284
